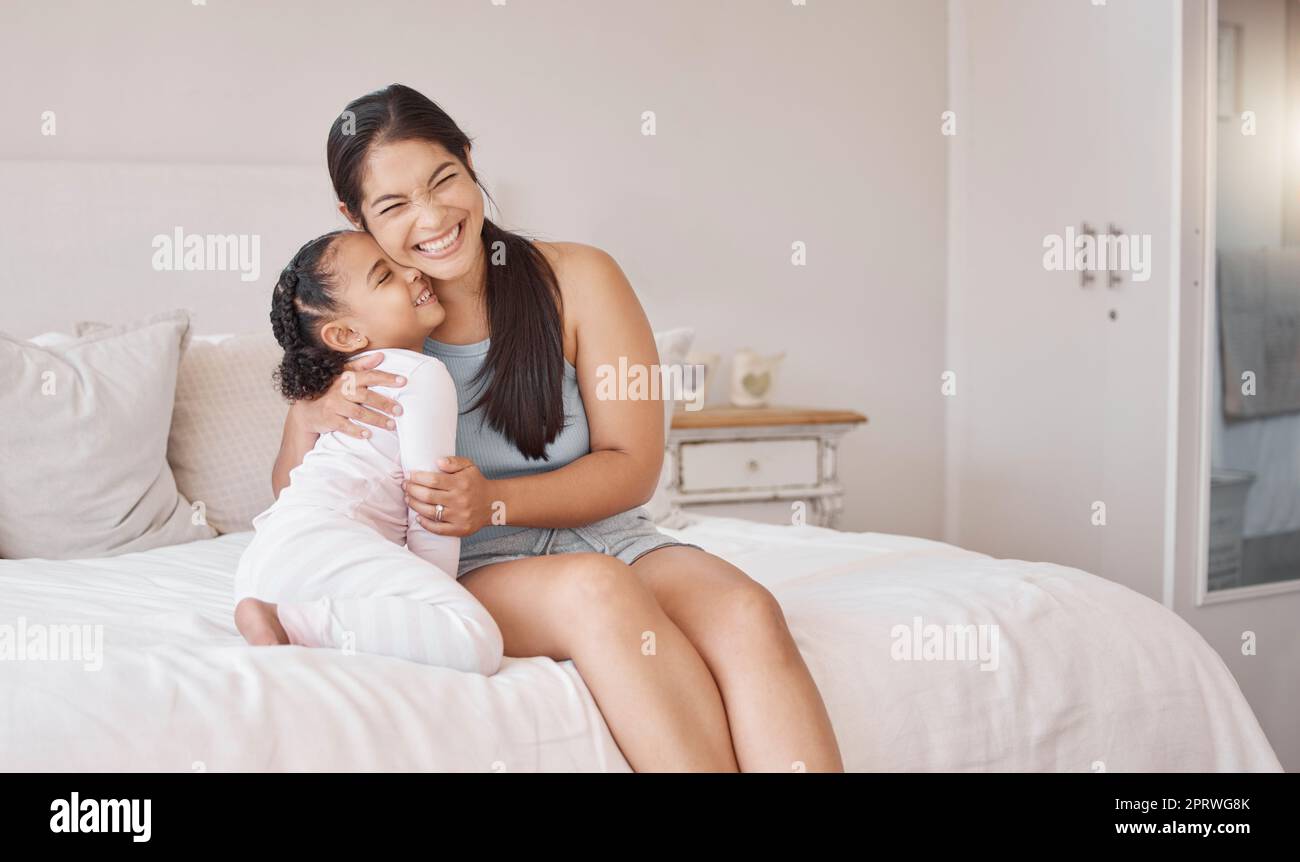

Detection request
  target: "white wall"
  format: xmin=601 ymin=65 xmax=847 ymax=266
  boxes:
xmin=0 ymin=0 xmax=949 ymax=540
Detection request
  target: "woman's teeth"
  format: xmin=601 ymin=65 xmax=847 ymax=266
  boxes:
xmin=416 ymin=221 xmax=461 ymax=254
xmin=413 ymin=287 xmax=434 ymax=307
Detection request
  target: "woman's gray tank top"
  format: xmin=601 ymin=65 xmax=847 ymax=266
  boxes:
xmin=421 ymin=335 xmax=591 ymax=546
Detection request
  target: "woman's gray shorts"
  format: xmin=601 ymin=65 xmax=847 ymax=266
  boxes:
xmin=454 ymin=505 xmax=701 ymax=579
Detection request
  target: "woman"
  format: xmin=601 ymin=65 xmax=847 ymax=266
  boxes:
xmin=273 ymin=84 xmax=843 ymax=772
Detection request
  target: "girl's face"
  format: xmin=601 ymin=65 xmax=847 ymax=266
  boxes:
xmin=319 ymin=232 xmax=445 ymax=354
xmin=349 ymin=138 xmax=485 ymax=283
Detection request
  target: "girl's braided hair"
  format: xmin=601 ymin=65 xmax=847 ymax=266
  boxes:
xmin=269 ymin=230 xmax=351 ymax=401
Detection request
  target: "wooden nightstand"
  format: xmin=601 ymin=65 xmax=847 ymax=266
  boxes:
xmin=667 ymin=407 xmax=868 ymax=528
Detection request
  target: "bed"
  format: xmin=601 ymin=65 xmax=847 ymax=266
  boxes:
xmin=0 ymin=317 xmax=1283 ymax=771
xmin=0 ymin=514 xmax=1281 ymax=772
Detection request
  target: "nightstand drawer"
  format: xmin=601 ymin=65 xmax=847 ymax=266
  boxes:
xmin=679 ymin=439 xmax=819 ymax=492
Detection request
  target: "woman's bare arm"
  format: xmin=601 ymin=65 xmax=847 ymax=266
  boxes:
xmin=269 ymin=352 xmax=407 ymax=499
xmin=271 ymin=405 xmax=320 ymax=499
xmin=496 ymin=245 xmax=664 ymax=524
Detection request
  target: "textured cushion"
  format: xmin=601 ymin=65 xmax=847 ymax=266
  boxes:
xmin=0 ymin=311 xmax=216 ymax=559
xmin=166 ymin=333 xmax=289 ymax=534
xmin=645 ymin=327 xmax=695 ymax=528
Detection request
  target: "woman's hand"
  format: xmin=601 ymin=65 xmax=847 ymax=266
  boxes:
xmin=292 ymin=352 xmax=406 ymax=439
xmin=405 ymin=456 xmax=501 ymax=538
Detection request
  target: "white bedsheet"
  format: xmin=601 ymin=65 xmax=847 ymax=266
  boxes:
xmin=0 ymin=516 xmax=1281 ymax=772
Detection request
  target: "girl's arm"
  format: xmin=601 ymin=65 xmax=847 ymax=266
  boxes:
xmin=270 ymin=352 xmax=408 ymax=499
xmin=406 ymin=246 xmax=665 ymax=536
xmin=395 ymin=358 xmax=461 ymax=578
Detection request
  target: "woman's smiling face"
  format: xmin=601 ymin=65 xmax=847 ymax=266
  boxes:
xmin=352 ymin=138 xmax=485 ymax=281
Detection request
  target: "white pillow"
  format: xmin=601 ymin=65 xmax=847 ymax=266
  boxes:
xmin=27 ymin=331 xmax=80 ymax=348
xmin=0 ymin=311 xmax=216 ymax=559
xmin=646 ymin=327 xmax=694 ymax=528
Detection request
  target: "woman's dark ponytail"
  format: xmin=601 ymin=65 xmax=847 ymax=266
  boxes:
xmin=270 ymin=230 xmax=350 ymax=401
xmin=327 ymin=84 xmax=566 ymax=461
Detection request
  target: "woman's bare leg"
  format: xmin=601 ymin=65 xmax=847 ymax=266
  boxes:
xmin=630 ymin=546 xmax=844 ymax=772
xmin=460 ymin=552 xmax=738 ymax=772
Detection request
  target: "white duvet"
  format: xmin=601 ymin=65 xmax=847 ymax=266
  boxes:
xmin=0 ymin=515 xmax=1281 ymax=772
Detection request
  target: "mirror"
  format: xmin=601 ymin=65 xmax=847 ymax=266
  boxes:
xmin=1209 ymin=0 xmax=1300 ymax=593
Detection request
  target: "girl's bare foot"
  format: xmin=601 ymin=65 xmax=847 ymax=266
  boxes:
xmin=235 ymin=597 xmax=290 ymax=646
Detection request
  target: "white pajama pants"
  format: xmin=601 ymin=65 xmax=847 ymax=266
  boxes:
xmin=234 ymin=505 xmax=504 ymax=675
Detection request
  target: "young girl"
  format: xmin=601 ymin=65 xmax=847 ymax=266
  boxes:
xmin=233 ymin=229 xmax=503 ymax=675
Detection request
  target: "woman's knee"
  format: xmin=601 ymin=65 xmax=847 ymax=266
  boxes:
xmin=559 ymin=553 xmax=640 ymax=599
xmin=713 ymin=580 xmax=797 ymax=656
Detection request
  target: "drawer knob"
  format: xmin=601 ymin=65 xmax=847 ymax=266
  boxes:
xmin=746 ymin=458 xmax=760 ymax=472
